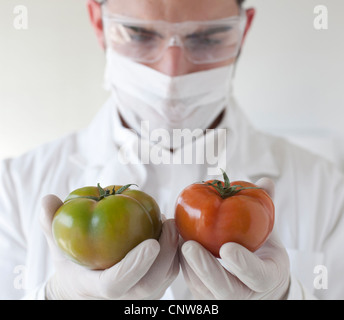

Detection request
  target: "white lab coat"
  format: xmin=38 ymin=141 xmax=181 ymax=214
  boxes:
xmin=1 ymin=96 xmax=343 ymax=300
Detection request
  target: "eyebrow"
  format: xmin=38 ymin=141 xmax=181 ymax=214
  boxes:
xmin=186 ymin=26 xmax=232 ymax=38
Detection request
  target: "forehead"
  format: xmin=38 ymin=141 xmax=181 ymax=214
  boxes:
xmin=105 ymin=0 xmax=240 ymax=22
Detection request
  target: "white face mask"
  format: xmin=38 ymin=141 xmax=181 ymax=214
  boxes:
xmin=104 ymin=49 xmax=234 ymax=150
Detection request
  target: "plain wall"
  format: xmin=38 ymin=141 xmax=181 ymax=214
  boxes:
xmin=237 ymin=0 xmax=344 ymax=132
xmin=0 ymin=0 xmax=107 ymax=159
xmin=1 ymin=0 xmax=343 ymax=164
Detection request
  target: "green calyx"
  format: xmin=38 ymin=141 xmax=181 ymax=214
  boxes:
xmin=84 ymin=183 xmax=137 ymax=202
xmin=204 ymin=169 xmax=260 ymax=199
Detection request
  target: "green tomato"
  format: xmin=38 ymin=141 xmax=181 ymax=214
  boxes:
xmin=52 ymin=184 xmax=162 ymax=270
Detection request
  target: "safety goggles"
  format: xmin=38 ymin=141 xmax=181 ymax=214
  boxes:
xmin=102 ymin=10 xmax=247 ymax=64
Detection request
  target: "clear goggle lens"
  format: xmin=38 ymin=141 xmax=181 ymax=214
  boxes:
xmin=102 ymin=11 xmax=247 ymax=64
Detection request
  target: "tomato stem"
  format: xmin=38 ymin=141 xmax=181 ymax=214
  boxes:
xmin=78 ymin=184 xmax=138 ymax=201
xmin=204 ymin=169 xmax=260 ymax=199
xmin=97 ymin=184 xmax=108 ymax=199
xmin=115 ymin=184 xmax=137 ymax=195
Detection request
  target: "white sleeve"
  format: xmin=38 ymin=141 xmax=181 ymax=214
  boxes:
xmin=22 ymin=282 xmax=47 ymax=300
xmin=317 ymin=168 xmax=344 ymax=299
xmin=0 ymin=159 xmax=27 ymax=299
xmin=276 ymin=146 xmax=344 ymax=300
xmin=287 ymin=275 xmax=318 ymax=300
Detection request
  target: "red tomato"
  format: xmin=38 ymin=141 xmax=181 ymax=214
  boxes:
xmin=174 ymin=171 xmax=274 ymax=257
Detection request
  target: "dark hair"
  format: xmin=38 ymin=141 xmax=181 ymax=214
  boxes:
xmin=236 ymin=0 xmax=245 ymax=7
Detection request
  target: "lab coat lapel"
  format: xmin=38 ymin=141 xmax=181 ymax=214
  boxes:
xmin=223 ymin=97 xmax=281 ymax=182
xmin=68 ymin=97 xmax=147 ymax=188
xmin=68 ymin=96 xmax=280 ymax=191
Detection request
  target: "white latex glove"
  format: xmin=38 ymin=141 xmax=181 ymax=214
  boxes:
xmin=40 ymin=195 xmax=179 ymax=300
xmin=179 ymin=178 xmax=290 ymax=300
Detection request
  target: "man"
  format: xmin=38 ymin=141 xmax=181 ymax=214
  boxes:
xmin=0 ymin=0 xmax=343 ymax=299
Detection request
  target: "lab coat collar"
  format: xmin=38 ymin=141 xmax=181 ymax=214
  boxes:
xmin=218 ymin=96 xmax=281 ymax=182
xmin=69 ymin=95 xmax=280 ymax=186
xmin=68 ymin=96 xmax=148 ymax=187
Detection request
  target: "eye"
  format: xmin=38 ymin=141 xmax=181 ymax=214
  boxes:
xmin=185 ymin=26 xmax=233 ymax=48
xmin=186 ymin=35 xmax=222 ymax=48
xmin=130 ymin=33 xmax=155 ymax=42
xmin=198 ymin=37 xmax=222 ymax=45
xmin=125 ymin=26 xmax=161 ymax=43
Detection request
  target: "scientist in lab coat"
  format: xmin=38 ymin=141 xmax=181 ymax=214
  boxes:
xmin=1 ymin=0 xmax=343 ymax=300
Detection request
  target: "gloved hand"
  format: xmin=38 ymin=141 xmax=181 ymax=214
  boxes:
xmin=179 ymin=178 xmax=290 ymax=300
xmin=40 ymin=194 xmax=179 ymax=300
